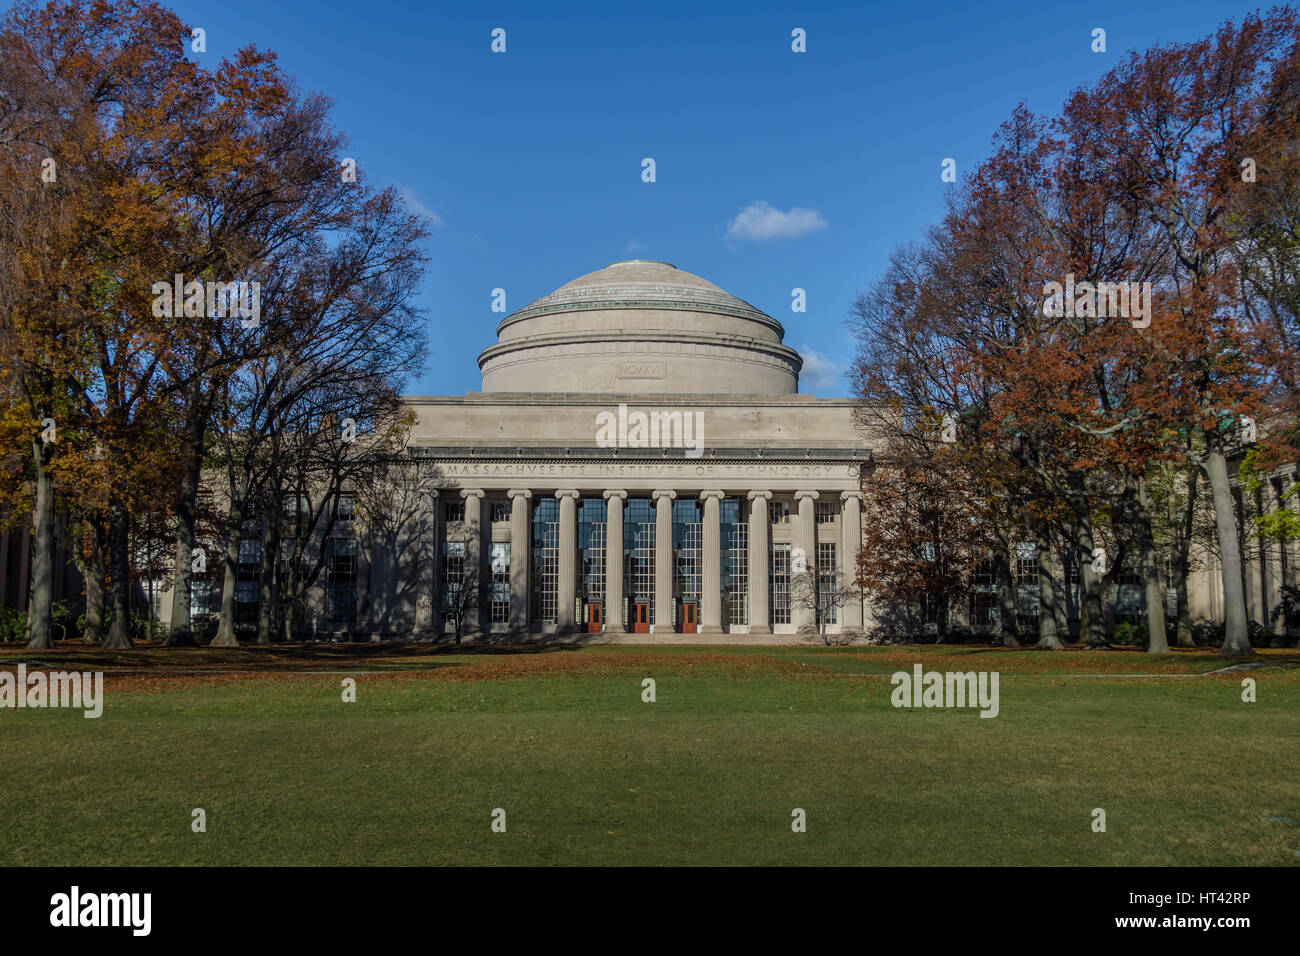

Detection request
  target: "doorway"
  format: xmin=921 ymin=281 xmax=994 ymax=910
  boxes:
xmin=679 ymin=602 xmax=697 ymax=634
xmin=585 ymin=603 xmax=603 ymax=633
xmin=633 ymin=603 xmax=650 ymax=633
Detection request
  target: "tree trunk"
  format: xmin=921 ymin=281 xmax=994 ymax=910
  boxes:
xmin=1173 ymin=467 xmax=1198 ymax=646
xmin=145 ymin=527 xmax=154 ymax=642
xmin=282 ymin=560 xmax=301 ymax=642
xmin=1071 ymin=500 xmax=1107 ymax=647
xmin=994 ymin=550 xmax=1019 ymax=647
xmin=78 ymin=515 xmax=107 ymax=643
xmin=1203 ymin=442 xmax=1252 ymax=655
xmin=102 ymin=499 xmax=133 ymax=649
xmin=1173 ymin=561 xmax=1194 ymax=646
xmin=256 ymin=512 xmax=279 ymax=645
xmin=24 ymin=436 xmax=55 ymax=649
xmin=212 ymin=498 xmax=244 ymax=647
xmin=164 ymin=438 xmax=203 ymax=647
xmin=1136 ymin=476 xmax=1169 ymax=653
xmin=1050 ymin=546 xmax=1070 ymax=641
xmin=1035 ymin=527 xmax=1063 ymax=649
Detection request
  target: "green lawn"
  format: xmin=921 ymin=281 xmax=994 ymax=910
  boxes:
xmin=1 ymin=645 xmax=1297 ymax=865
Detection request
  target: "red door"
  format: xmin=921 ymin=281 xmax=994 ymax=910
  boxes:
xmin=585 ymin=603 xmax=603 ymax=633
xmin=633 ymin=603 xmax=650 ymax=633
xmin=680 ymin=602 xmax=697 ymax=634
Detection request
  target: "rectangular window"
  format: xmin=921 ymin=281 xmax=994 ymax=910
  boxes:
xmin=771 ymin=543 xmax=791 ymax=625
xmin=491 ymin=501 xmax=510 ymax=524
xmin=490 ymin=543 xmax=510 ymax=625
xmin=1116 ymin=559 xmax=1143 ymax=619
xmin=626 ymin=498 xmax=656 ymax=620
xmin=443 ymin=540 xmax=469 ymax=621
xmin=578 ymin=497 xmax=606 ymax=607
xmin=818 ymin=542 xmax=838 ymax=624
xmin=191 ymin=580 xmax=211 ymax=621
xmin=443 ymin=540 xmax=466 ymax=586
xmin=922 ymin=591 xmax=943 ymax=625
xmin=336 ymin=494 xmax=354 ymax=521
xmin=815 ymin=501 xmax=835 ymax=524
xmin=325 ymin=538 xmax=357 ymax=625
xmin=770 ymin=501 xmax=790 ymax=525
xmin=532 ymin=499 xmax=559 ymax=626
xmin=971 ymin=552 xmax=997 ymax=629
xmin=238 ymin=537 xmax=262 ymax=569
xmin=235 ymin=582 xmax=259 ymax=627
xmin=444 ymin=500 xmax=465 ymax=524
xmin=673 ymin=499 xmax=702 ymax=603
xmin=235 ymin=537 xmax=261 ymax=630
xmin=1014 ymin=541 xmax=1038 ymax=627
xmin=723 ymin=497 xmax=748 ymax=626
xmin=971 ymin=591 xmax=998 ymax=628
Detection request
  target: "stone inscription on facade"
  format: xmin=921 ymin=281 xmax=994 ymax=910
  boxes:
xmin=438 ymin=461 xmax=858 ymax=480
xmin=616 ymin=362 xmax=666 ymax=379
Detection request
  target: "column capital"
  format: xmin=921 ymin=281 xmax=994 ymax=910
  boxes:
xmin=555 ymin=489 xmax=581 ymax=501
xmin=747 ymin=490 xmax=772 ymax=501
xmin=698 ymin=490 xmax=726 ymax=502
xmin=652 ymin=489 xmax=677 ymax=502
xmin=428 ymin=489 xmax=439 ymax=500
xmin=507 ymin=489 xmax=533 ymax=500
xmin=794 ymin=489 xmax=820 ymax=501
xmin=840 ymin=491 xmax=864 ymax=503
xmin=602 ymin=489 xmax=627 ymax=501
xmin=460 ymin=488 xmax=486 ymax=500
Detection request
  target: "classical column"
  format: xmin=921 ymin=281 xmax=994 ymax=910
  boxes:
xmin=555 ymin=490 xmax=580 ymax=634
xmin=460 ymin=489 xmax=486 ymax=636
xmin=699 ymin=490 xmax=725 ymax=634
xmin=604 ymin=490 xmax=626 ymax=634
xmin=415 ymin=489 xmax=438 ymax=635
xmin=840 ymin=491 xmax=865 ymax=637
xmin=793 ymin=490 xmax=819 ymax=634
xmin=507 ymin=489 xmax=532 ymax=635
xmin=747 ymin=491 xmax=772 ymax=634
xmin=430 ymin=491 xmax=446 ymax=636
xmin=653 ymin=490 xmax=676 ymax=633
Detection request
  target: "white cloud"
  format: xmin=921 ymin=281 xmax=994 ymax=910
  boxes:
xmin=726 ymin=200 xmax=826 ymax=241
xmin=398 ymin=186 xmax=442 ymax=227
xmin=623 ymin=239 xmax=649 ymax=255
xmin=797 ymin=346 xmax=840 ymax=392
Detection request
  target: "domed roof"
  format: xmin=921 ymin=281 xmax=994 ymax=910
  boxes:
xmin=499 ymin=260 xmax=778 ymax=332
xmin=479 ymin=260 xmax=803 ymax=396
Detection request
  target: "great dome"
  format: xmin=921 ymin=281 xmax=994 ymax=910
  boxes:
xmin=477 ymin=260 xmax=803 ymax=394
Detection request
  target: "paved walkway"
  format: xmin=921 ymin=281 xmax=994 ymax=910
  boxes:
xmin=455 ymin=632 xmax=835 ymax=647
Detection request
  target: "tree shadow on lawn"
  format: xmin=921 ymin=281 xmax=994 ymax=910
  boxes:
xmin=0 ymin=638 xmax=586 ymax=673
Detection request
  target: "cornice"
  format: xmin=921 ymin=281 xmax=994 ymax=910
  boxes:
xmin=404 ymin=445 xmax=873 ymax=464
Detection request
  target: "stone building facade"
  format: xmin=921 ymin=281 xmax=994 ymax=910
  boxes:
xmin=393 ymin=260 xmax=872 ymax=639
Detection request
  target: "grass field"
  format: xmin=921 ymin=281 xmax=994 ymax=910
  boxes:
xmin=1 ymin=643 xmax=1297 ymax=866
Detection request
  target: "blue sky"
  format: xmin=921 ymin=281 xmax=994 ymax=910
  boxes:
xmin=54 ymin=1 xmax=1286 ymax=395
